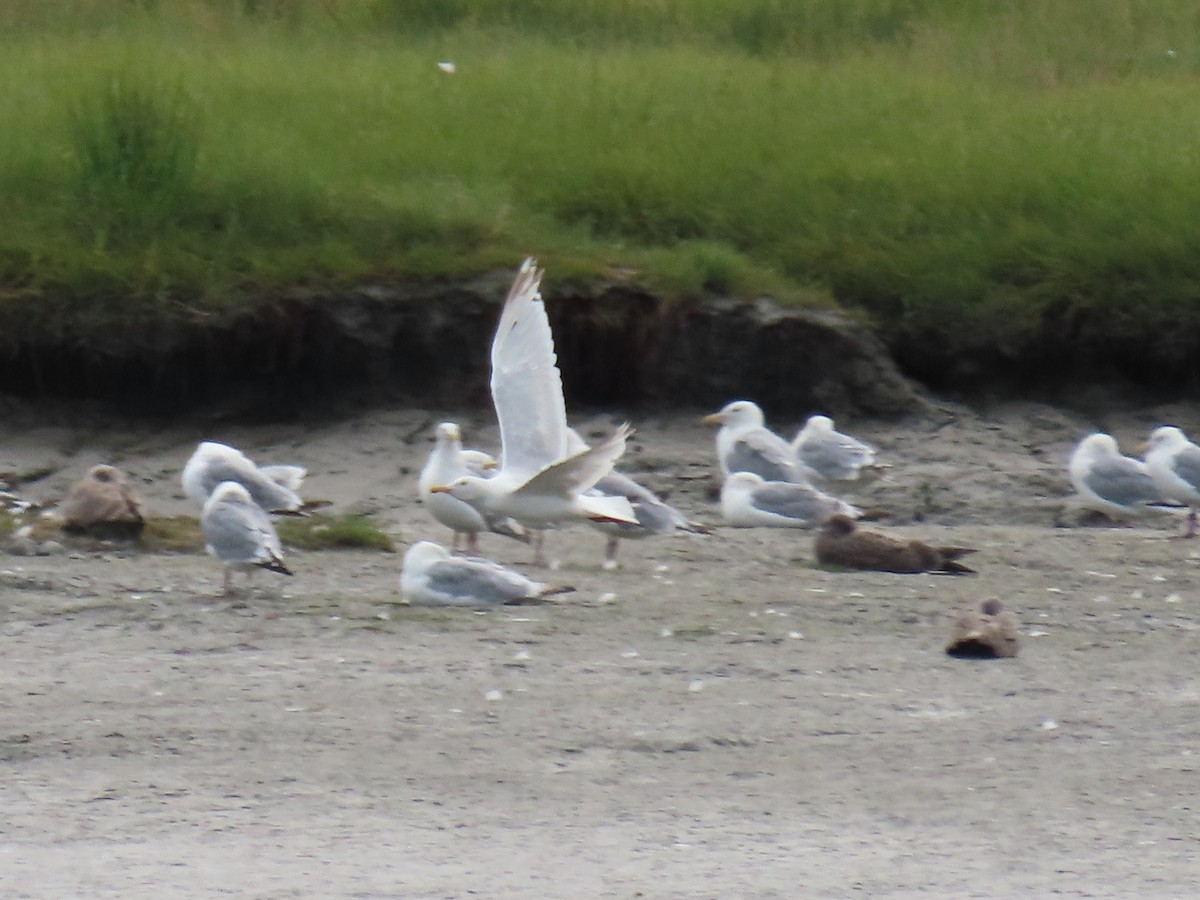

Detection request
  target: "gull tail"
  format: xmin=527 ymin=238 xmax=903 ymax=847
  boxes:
xmin=580 ymin=492 xmax=639 ymax=526
xmin=257 ymin=556 xmax=294 ymax=577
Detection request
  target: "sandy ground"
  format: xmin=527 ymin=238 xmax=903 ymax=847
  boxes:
xmin=3 ymin=397 xmax=1200 ymax=898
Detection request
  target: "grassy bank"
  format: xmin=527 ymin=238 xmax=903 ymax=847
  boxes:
xmin=3 ymin=1 xmax=1200 ymax=364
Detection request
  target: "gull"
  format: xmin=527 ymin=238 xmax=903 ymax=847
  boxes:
xmin=182 ymin=441 xmax=311 ymax=514
xmin=429 ymin=259 xmax=637 ymax=565
xmin=60 ymin=464 xmax=145 ymax=539
xmin=815 ymin=515 xmax=976 ymax=574
xmin=792 ymin=414 xmax=888 ymax=483
xmin=584 ymin=470 xmax=711 ymax=569
xmin=702 ymin=400 xmax=811 ymax=483
xmin=720 ymin=471 xmax=861 ymax=528
xmin=400 ymin=540 xmax=574 ymax=607
xmin=1144 ymin=425 xmax=1200 ymax=537
xmin=418 ymin=421 xmax=528 ymax=553
xmin=1068 ymin=432 xmax=1168 ymax=521
xmin=201 ymin=481 xmax=293 ymax=595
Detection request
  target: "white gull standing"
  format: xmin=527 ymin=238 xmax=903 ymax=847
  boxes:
xmin=400 ymin=540 xmax=573 ymax=607
xmin=1144 ymin=426 xmax=1200 ymax=537
xmin=418 ymin=421 xmax=528 ymax=553
xmin=702 ymin=400 xmax=811 ymax=483
xmin=429 ymin=258 xmax=637 ymax=565
xmin=1068 ymin=432 xmax=1167 ymax=522
xmin=201 ymin=481 xmax=293 ymax=595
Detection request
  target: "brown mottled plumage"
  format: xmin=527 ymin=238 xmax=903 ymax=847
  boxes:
xmin=946 ymin=599 xmax=1020 ymax=659
xmin=60 ymin=464 xmax=145 ymax=540
xmin=814 ymin=514 xmax=976 ymax=574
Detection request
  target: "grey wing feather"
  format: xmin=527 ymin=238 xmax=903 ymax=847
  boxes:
xmin=751 ymin=483 xmax=827 ymax=523
xmin=727 ymin=432 xmax=802 ymax=482
xmin=203 ymin=496 xmax=281 ymax=563
xmin=1085 ymin=458 xmax=1160 ymax=506
xmin=593 ymin=471 xmax=690 ymax=535
xmin=798 ymin=434 xmax=871 ymax=481
xmin=200 ymin=459 xmax=300 ymax=512
xmin=1170 ymin=445 xmax=1200 ymax=490
xmin=427 ymin=558 xmax=532 ymax=605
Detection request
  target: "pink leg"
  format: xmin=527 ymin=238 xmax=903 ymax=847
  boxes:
xmin=1187 ymin=510 xmax=1198 ymax=538
xmin=450 ymin=531 xmax=462 ymax=553
xmin=531 ymin=531 xmax=547 ymax=567
xmin=466 ymin=532 xmax=481 ymax=555
xmin=603 ymin=537 xmax=620 ymax=570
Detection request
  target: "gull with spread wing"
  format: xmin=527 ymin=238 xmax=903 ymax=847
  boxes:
xmin=430 ymin=258 xmax=637 ymax=565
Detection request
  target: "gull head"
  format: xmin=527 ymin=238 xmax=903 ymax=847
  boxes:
xmin=435 ymin=422 xmax=462 ymax=444
xmin=722 ymin=471 xmax=766 ymax=495
xmin=820 ymin=513 xmax=858 ymax=537
xmin=430 ymin=476 xmax=490 ymax=502
xmin=702 ymin=400 xmax=765 ymax=428
xmin=1146 ymin=425 xmax=1187 ymax=455
xmin=805 ymin=414 xmax=835 ymax=433
xmin=87 ymin=464 xmax=125 ymax=484
xmin=1078 ymin=432 xmax=1121 ymax=461
xmin=403 ymin=540 xmax=450 ymax=572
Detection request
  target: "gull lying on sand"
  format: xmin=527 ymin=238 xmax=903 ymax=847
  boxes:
xmin=815 ymin=514 xmax=976 ymax=574
xmin=400 ymin=540 xmax=574 ymax=607
xmin=201 ymin=481 xmax=293 ymax=595
xmin=60 ymin=464 xmax=145 ymax=539
xmin=720 ymin=471 xmax=860 ymax=528
xmin=418 ymin=422 xmax=529 ymax=554
xmin=1068 ymin=432 xmax=1168 ymax=522
xmin=1144 ymin=425 xmax=1200 ymax=537
xmin=430 ymin=259 xmax=636 ymax=565
xmin=183 ymin=441 xmax=314 ymax=514
xmin=703 ymin=400 xmax=811 ymax=483
xmin=792 ymin=414 xmax=887 ymax=484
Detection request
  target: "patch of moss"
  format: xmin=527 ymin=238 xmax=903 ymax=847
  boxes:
xmin=277 ymin=514 xmax=395 ymax=552
xmin=140 ymin=516 xmax=204 ymax=553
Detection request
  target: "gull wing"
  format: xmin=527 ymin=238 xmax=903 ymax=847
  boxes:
xmin=202 ymin=489 xmax=285 ymax=566
xmin=490 ymin=258 xmax=570 ymax=482
xmin=1169 ymin=443 xmax=1200 ymax=490
xmin=727 ymin=430 xmax=807 ymax=483
xmin=1085 ymin=457 xmax=1160 ymax=507
xmin=797 ymin=432 xmax=875 ymax=481
xmin=425 ymin=557 xmax=538 ymax=605
xmin=514 ymin=423 xmax=633 ymax=501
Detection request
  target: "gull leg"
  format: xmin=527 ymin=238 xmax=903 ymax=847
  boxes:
xmin=531 ymin=530 xmax=547 ymax=567
xmin=450 ymin=531 xmax=462 ymax=553
xmin=466 ymin=532 xmax=481 ymax=555
xmin=602 ymin=537 xmax=620 ymax=570
xmin=1187 ymin=509 xmax=1198 ymax=538
xmin=222 ymin=567 xmax=233 ymax=597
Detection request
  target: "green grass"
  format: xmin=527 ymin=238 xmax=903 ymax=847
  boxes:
xmin=276 ymin=514 xmax=396 ymax=552
xmin=3 ymin=1 xmax=1200 ymax=358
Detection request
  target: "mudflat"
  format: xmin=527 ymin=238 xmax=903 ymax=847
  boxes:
xmin=2 ymin=399 xmax=1199 ymax=898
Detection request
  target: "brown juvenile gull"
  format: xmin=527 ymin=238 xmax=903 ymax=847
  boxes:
xmin=201 ymin=481 xmax=293 ymax=595
xmin=1068 ymin=432 xmax=1171 ymax=522
xmin=791 ymin=414 xmax=889 ymax=484
xmin=60 ymin=464 xmax=145 ymax=539
xmin=720 ymin=471 xmax=861 ymax=528
xmin=429 ymin=259 xmax=636 ymax=566
xmin=946 ymin=599 xmax=1020 ymax=659
xmin=815 ymin=514 xmax=976 ymax=574
xmin=1144 ymin=425 xmax=1200 ymax=537
xmin=182 ymin=440 xmax=316 ymax=515
xmin=702 ymin=399 xmax=812 ymax=483
xmin=418 ymin=421 xmax=528 ymax=554
xmin=399 ymin=540 xmax=574 ymax=607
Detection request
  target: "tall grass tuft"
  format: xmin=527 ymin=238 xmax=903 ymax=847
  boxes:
xmin=67 ymin=73 xmax=201 ymax=243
